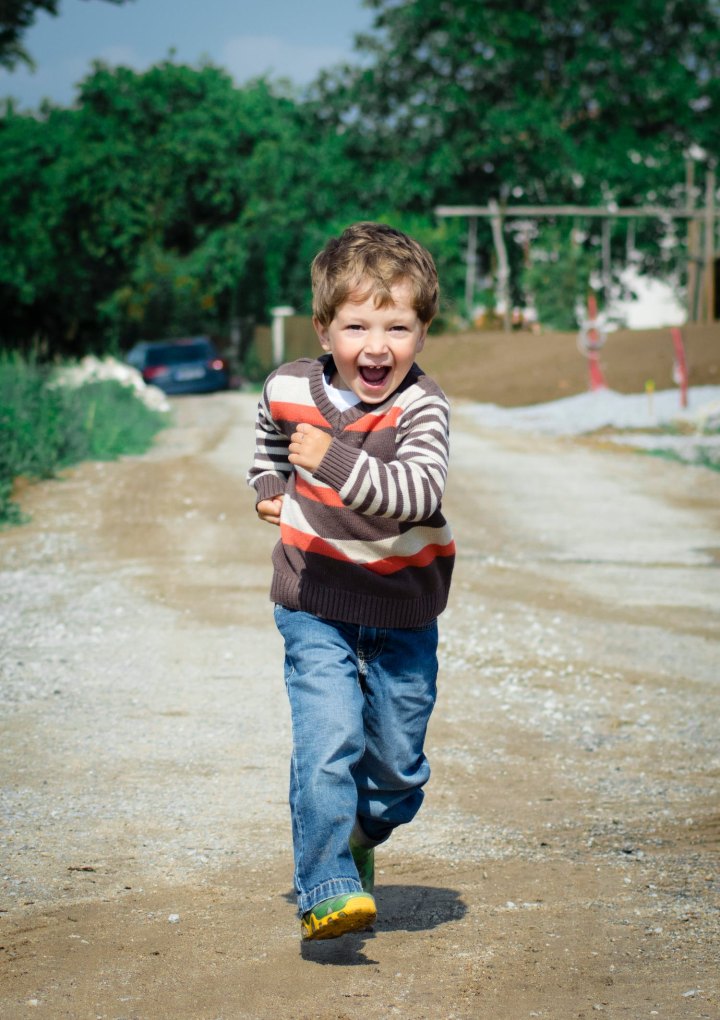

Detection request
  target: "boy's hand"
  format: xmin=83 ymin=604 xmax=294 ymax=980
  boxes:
xmin=289 ymin=423 xmax=332 ymax=474
xmin=256 ymin=495 xmax=284 ymax=526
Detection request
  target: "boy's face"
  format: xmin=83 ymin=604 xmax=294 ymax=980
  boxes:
xmin=313 ymin=280 xmax=429 ymax=404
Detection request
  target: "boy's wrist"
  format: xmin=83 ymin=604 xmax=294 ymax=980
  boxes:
xmin=313 ymin=437 xmax=361 ymax=491
xmin=253 ymin=475 xmax=287 ymax=506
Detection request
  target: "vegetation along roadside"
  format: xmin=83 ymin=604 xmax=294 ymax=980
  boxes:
xmin=0 ymin=353 xmax=168 ymax=525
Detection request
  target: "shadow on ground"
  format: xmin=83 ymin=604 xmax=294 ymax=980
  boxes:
xmin=299 ymin=884 xmax=466 ymax=965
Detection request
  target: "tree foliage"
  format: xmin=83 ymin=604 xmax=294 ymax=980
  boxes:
xmin=1 ymin=0 xmax=719 ymax=353
xmin=0 ymin=63 xmax=344 ymax=352
xmin=523 ymin=227 xmax=596 ymax=329
xmin=315 ymin=0 xmax=720 ymax=209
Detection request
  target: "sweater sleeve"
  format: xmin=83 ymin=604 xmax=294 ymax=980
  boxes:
xmin=313 ymin=393 xmax=450 ymax=522
xmin=246 ymin=379 xmax=292 ymax=505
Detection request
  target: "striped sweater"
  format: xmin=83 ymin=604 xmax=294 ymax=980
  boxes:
xmin=247 ymin=355 xmax=455 ymax=628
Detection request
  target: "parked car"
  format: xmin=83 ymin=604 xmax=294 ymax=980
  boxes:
xmin=126 ymin=337 xmax=231 ymax=395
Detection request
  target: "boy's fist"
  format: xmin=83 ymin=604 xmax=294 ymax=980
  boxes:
xmin=289 ymin=423 xmax=332 ymax=473
xmin=256 ymin=495 xmax=284 ymax=526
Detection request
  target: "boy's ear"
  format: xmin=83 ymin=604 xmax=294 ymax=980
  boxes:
xmin=313 ymin=316 xmax=332 ymax=351
xmin=415 ymin=321 xmax=431 ymax=352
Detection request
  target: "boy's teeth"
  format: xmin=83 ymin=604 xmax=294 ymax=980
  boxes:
xmin=360 ymin=366 xmax=389 ymax=384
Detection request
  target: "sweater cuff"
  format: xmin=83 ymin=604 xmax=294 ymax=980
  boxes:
xmin=251 ymin=474 xmax=288 ymax=506
xmin=314 ymin=437 xmax=362 ymax=491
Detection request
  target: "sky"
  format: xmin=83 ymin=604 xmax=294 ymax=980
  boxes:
xmin=0 ymin=0 xmax=374 ymax=109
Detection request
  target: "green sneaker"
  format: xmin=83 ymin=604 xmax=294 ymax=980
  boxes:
xmin=300 ymin=892 xmax=376 ymax=941
xmin=349 ymin=836 xmax=375 ymax=894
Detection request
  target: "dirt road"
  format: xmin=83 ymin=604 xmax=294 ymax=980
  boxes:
xmin=1 ymin=391 xmax=718 ymax=1020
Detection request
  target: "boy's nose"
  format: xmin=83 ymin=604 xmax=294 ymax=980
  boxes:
xmin=364 ymin=330 xmax=389 ymax=354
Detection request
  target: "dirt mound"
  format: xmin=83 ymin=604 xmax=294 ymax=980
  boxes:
xmin=421 ymin=323 xmax=720 ymax=406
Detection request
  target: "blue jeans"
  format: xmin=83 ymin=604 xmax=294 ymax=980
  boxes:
xmin=274 ymin=605 xmax=439 ymax=915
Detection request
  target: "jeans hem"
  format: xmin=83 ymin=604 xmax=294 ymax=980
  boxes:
xmin=297 ymin=877 xmax=364 ymax=917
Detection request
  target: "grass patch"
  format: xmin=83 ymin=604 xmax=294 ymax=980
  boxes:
xmin=642 ymin=445 xmax=720 ymax=472
xmin=630 ymin=418 xmax=720 ymax=473
xmin=0 ymin=353 xmax=168 ymax=525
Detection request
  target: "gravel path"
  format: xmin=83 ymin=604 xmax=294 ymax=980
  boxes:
xmin=1 ymin=391 xmax=718 ymax=1019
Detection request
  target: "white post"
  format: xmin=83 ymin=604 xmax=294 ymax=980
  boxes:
xmin=270 ymin=306 xmax=295 ymax=366
xmin=489 ymin=200 xmax=511 ymax=332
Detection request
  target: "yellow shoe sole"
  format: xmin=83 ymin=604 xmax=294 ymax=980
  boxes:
xmin=301 ymin=893 xmax=377 ymax=941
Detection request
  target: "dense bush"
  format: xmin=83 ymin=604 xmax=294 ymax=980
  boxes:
xmin=0 ymin=353 xmax=167 ymax=524
xmin=523 ymin=228 xmax=596 ymax=331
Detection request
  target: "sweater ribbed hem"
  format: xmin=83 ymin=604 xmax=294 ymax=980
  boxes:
xmin=270 ymin=574 xmax=446 ymax=629
xmin=314 ymin=438 xmax=361 ymax=492
xmin=251 ymin=474 xmax=287 ymax=506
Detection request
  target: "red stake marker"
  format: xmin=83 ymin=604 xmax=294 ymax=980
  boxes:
xmin=585 ymin=293 xmax=608 ymax=391
xmin=671 ymin=327 xmax=689 ymax=409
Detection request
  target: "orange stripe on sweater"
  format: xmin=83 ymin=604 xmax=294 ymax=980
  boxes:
xmin=269 ymin=401 xmax=330 ymax=428
xmin=363 ymin=540 xmax=456 ymax=575
xmin=344 ymin=405 xmax=403 ymax=432
xmin=295 ymin=475 xmax=345 ymax=508
xmin=280 ymin=524 xmax=455 ymax=576
xmin=280 ymin=525 xmax=348 ymax=563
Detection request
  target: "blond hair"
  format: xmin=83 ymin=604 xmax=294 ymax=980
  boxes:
xmin=311 ymin=222 xmax=439 ymax=327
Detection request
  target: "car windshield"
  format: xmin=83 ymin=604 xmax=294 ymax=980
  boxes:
xmin=145 ymin=342 xmax=212 ymax=366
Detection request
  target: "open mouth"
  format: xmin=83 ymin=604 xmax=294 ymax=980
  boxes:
xmin=359 ymin=365 xmax=391 ymax=387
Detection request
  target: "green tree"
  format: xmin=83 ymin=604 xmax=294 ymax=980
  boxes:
xmin=0 ymin=1 xmax=134 ymax=70
xmin=523 ymin=226 xmax=595 ymax=329
xmin=0 ymin=62 xmax=368 ymax=353
xmin=315 ymin=0 xmax=720 ymax=208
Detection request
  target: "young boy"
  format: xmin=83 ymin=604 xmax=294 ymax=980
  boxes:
xmin=247 ymin=222 xmax=455 ymax=940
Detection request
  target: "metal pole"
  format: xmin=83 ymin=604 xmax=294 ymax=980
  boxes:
xmin=436 ymin=203 xmax=720 ymax=220
xmin=601 ymin=218 xmax=612 ymax=306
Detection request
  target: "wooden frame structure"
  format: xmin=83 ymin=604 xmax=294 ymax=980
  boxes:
xmin=435 ymin=167 xmax=718 ymax=331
